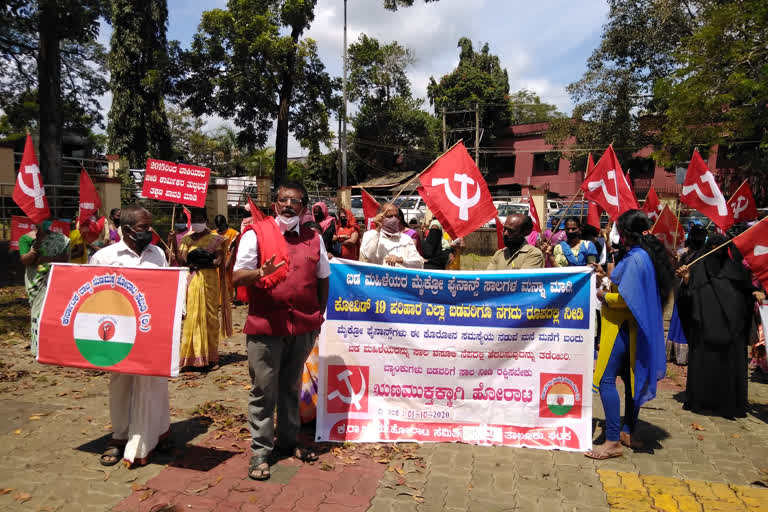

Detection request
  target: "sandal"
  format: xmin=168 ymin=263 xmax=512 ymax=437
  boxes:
xmin=100 ymin=446 xmax=123 ymax=466
xmin=277 ymin=445 xmax=318 ymax=463
xmin=248 ymin=456 xmax=270 ymax=481
xmin=584 ymin=447 xmax=623 ymax=460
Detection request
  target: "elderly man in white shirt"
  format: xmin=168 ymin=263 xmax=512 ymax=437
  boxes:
xmin=88 ymin=205 xmax=171 ymax=468
xmin=360 ymin=203 xmax=424 ymax=268
xmin=232 ymin=181 xmax=329 ymax=481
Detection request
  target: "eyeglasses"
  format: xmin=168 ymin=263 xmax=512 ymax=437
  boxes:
xmin=276 ymin=198 xmax=303 ymax=205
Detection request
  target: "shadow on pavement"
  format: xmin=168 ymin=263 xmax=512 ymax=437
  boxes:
xmin=217 ymin=351 xmax=248 ymax=368
xmin=591 ymin=417 xmax=669 ymax=454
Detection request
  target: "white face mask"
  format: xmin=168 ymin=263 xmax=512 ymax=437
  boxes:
xmin=276 ymin=214 xmax=300 ymax=230
xmin=191 ymin=222 xmax=207 ymax=233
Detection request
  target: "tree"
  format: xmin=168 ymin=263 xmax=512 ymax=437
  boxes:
xmin=507 ymin=89 xmax=564 ymax=125
xmin=545 ymin=0 xmax=697 ymax=163
xmin=427 ymin=38 xmax=510 ymax=144
xmin=381 ymin=0 xmax=440 ymax=10
xmin=345 ymin=34 xmax=440 ymax=181
xmin=1 ymin=0 xmax=107 ymax=184
xmin=177 ymin=0 xmax=338 ymax=185
xmin=655 ymin=0 xmax=768 ymax=200
xmin=107 ymin=0 xmax=173 ymax=168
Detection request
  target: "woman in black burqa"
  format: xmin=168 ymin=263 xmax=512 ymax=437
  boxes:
xmin=677 ymin=234 xmax=763 ymax=418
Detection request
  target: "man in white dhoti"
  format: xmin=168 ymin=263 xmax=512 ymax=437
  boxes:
xmin=89 ymin=205 xmax=171 ymax=467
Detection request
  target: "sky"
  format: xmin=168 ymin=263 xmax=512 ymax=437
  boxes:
xmin=98 ymin=0 xmax=611 ymax=157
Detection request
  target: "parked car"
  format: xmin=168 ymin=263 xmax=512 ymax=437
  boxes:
xmin=394 ymin=195 xmax=426 ymax=226
xmin=485 ymin=203 xmax=529 ymax=228
xmin=547 ymin=204 xmax=609 ymax=230
xmin=349 ymin=194 xmax=389 ymax=224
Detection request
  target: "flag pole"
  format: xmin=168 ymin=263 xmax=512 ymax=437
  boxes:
xmin=672 ymin=200 xmax=682 ymax=249
xmin=686 ymin=217 xmax=766 ymax=267
xmin=390 ymin=139 xmax=464 ymax=206
xmin=150 ymin=227 xmax=171 ymax=252
xmin=170 ymin=203 xmax=177 ymax=231
xmin=547 ymin=190 xmax=583 ymax=241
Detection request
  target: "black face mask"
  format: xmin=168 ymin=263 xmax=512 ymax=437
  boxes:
xmin=503 ymin=234 xmax=525 ymax=251
xmin=112 ymin=217 xmax=120 ymax=227
xmin=339 ymin=218 xmax=347 ymax=227
xmin=126 ymin=227 xmax=153 ymax=254
xmin=314 ymin=213 xmax=324 ymax=222
xmin=566 ymin=231 xmax=580 ymax=242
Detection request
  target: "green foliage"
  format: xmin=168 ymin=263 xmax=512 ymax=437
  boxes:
xmin=0 ymin=0 xmax=108 ymax=149
xmin=107 ymin=0 xmax=173 ymax=167
xmin=507 ymin=89 xmax=564 ymax=125
xmin=381 ymin=0 xmax=440 ymax=11
xmin=655 ymin=0 xmax=768 ymax=195
xmin=177 ymin=0 xmax=338 ymax=183
xmin=348 ymin=34 xmax=413 ymax=103
xmin=427 ymin=38 xmax=510 ymax=141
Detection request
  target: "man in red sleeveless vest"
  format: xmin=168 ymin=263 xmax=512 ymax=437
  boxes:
xmin=233 ymin=181 xmax=330 ymax=481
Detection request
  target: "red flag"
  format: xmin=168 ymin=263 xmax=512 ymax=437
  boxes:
xmin=528 ymin=196 xmax=541 ymax=233
xmin=626 ymin=170 xmax=635 ymax=196
xmin=586 ymin=153 xmax=595 ymax=177
xmin=681 ymin=149 xmax=733 ymax=231
xmin=733 ymin=218 xmax=768 ymax=290
xmin=418 ymin=142 xmax=496 ymax=239
xmin=79 ymin=168 xmax=102 ymax=222
xmin=361 ymin=188 xmax=380 ymax=230
xmin=495 ymin=216 xmax=504 ymax=250
xmin=247 ymin=195 xmax=265 ymax=222
xmin=587 ymin=201 xmax=602 ymax=229
xmin=650 ymin=205 xmax=685 ymax=250
xmin=13 ymin=133 xmax=50 ymax=223
xmin=80 ymin=215 xmax=106 ymax=244
xmin=182 ymin=206 xmax=192 ymax=231
xmin=727 ymin=181 xmax=758 ymax=223
xmin=38 ymin=264 xmax=187 ymax=377
xmin=581 ymin=145 xmax=638 ymax=221
xmin=641 ymin=186 xmax=662 ymax=223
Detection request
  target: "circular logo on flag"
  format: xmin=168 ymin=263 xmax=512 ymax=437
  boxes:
xmin=544 ymin=381 xmax=576 ymax=416
xmin=73 ymin=290 xmax=137 ymax=367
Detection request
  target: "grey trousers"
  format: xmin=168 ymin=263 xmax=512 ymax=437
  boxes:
xmin=246 ymin=331 xmax=316 ymax=459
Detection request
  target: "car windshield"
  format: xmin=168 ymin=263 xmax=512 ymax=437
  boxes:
xmin=350 ymin=197 xmax=363 ymax=208
xmin=497 ymin=204 xmax=526 ymax=215
xmin=396 ymin=198 xmax=419 ymax=208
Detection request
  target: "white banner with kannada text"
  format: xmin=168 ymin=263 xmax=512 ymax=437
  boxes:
xmin=317 ymin=260 xmax=596 ymax=451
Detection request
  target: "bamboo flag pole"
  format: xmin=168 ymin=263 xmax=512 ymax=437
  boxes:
xmin=170 ymin=204 xmax=177 ymax=231
xmin=672 ymin=199 xmax=682 ymax=248
xmin=686 ymin=217 xmax=766 ymax=267
xmin=390 ymin=139 xmax=464 ymax=206
xmin=546 ymin=190 xmax=584 ymax=241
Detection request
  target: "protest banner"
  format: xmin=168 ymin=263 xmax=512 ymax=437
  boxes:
xmin=38 ymin=264 xmax=187 ymax=377
xmin=317 ymin=260 xmax=596 ymax=451
xmin=10 ymin=216 xmax=70 ymax=250
xmin=142 ymin=158 xmax=210 ymax=208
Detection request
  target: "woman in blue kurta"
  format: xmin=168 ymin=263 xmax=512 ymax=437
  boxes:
xmin=586 ymin=210 xmax=673 ymax=460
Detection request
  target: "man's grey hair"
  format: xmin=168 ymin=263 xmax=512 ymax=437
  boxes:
xmin=119 ymin=204 xmax=151 ymax=228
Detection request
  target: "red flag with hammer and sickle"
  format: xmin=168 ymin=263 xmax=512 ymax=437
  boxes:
xmin=580 ymin=145 xmax=638 ymax=221
xmin=727 ymin=181 xmax=758 ymax=223
xmin=641 ymin=186 xmax=663 ymax=223
xmin=681 ymin=150 xmax=733 ymax=231
xmin=13 ymin=134 xmax=50 ymax=224
xmin=650 ymin=205 xmax=685 ymax=250
xmin=733 ymin=218 xmax=768 ymax=290
xmin=418 ymin=142 xmax=496 ymax=239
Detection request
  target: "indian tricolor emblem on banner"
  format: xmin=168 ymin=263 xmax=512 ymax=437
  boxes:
xmin=73 ymin=290 xmax=137 ymax=367
xmin=539 ymin=373 xmax=582 ymax=419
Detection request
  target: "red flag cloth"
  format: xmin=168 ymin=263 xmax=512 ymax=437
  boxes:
xmin=626 ymin=171 xmax=634 ymax=195
xmin=151 ymin=230 xmax=161 ymax=245
xmin=182 ymin=206 xmax=192 ymax=231
xmin=681 ymin=149 xmax=734 ymax=231
xmin=586 ymin=153 xmax=595 ymax=177
xmin=641 ymin=186 xmax=662 ymax=223
xmin=495 ymin=216 xmax=504 ymax=250
xmin=13 ymin=134 xmax=50 ymax=223
xmin=580 ymin=145 xmax=638 ymax=221
xmin=38 ymin=264 xmax=187 ymax=377
xmin=247 ymin=195 xmax=265 ymax=222
xmin=81 ymin=215 xmax=106 ymax=244
xmin=587 ymin=201 xmax=602 ymax=229
xmin=418 ymin=142 xmax=497 ymax=239
xmin=361 ymin=188 xmax=380 ymax=230
xmin=528 ymin=196 xmax=541 ymax=233
xmin=727 ymin=181 xmax=758 ymax=223
xmin=79 ymin=168 xmax=102 ymax=222
xmin=733 ymin=218 xmax=768 ymax=290
xmin=650 ymin=205 xmax=685 ymax=250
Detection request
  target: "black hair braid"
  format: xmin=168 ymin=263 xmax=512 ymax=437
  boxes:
xmin=617 ymin=209 xmax=675 ymax=300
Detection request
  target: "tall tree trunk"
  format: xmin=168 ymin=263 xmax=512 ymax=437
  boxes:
xmin=273 ymin=26 xmax=302 ymax=186
xmin=38 ymin=0 xmax=62 ymax=212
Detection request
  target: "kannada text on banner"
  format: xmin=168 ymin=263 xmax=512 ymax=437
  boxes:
xmin=37 ymin=264 xmax=187 ymax=377
xmin=317 ymin=260 xmax=596 ymax=451
xmin=142 ymin=158 xmax=210 ymax=208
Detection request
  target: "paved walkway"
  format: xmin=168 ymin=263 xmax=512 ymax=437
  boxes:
xmin=2 ymin=302 xmax=768 ymax=511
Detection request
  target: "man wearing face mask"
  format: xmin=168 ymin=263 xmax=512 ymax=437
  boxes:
xmin=487 ymin=214 xmax=544 ymax=270
xmin=232 ymin=181 xmax=330 ymax=481
xmin=544 ymin=217 xmax=598 ymax=267
xmin=88 ymin=205 xmax=172 ymax=468
xmin=359 ymin=203 xmax=424 ymax=268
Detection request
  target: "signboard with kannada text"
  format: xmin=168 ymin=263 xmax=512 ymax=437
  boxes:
xmin=317 ymin=260 xmax=596 ymax=451
xmin=142 ymin=159 xmax=210 ymax=207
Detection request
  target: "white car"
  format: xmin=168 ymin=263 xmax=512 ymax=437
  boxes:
xmin=485 ymin=203 xmax=530 ymax=228
xmin=394 ymin=196 xmax=426 ymax=226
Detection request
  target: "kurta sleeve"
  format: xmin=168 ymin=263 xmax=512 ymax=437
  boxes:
xmin=400 ymin=238 xmax=424 ymax=269
xmin=360 ymin=230 xmax=380 ymax=262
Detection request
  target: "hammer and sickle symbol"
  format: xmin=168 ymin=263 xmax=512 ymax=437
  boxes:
xmin=328 ymin=369 xmax=366 ymax=411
